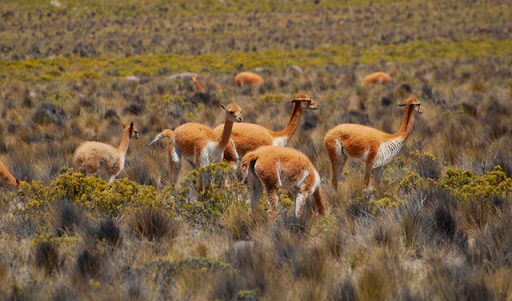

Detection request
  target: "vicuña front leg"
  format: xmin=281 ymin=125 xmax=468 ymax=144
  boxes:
xmin=373 ymin=166 xmax=383 ymax=186
xmin=294 ymin=192 xmax=307 ymax=217
xmin=363 ymin=161 xmax=373 ymax=190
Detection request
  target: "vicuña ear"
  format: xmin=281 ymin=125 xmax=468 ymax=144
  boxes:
xmin=219 ymin=103 xmax=227 ymax=110
xmin=398 ymin=103 xmax=406 ymax=107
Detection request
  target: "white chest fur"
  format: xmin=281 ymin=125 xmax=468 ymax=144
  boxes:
xmin=373 ymin=137 xmax=404 ymax=168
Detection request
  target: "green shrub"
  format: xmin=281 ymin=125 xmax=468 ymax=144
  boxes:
xmin=439 ymin=166 xmax=512 ymax=200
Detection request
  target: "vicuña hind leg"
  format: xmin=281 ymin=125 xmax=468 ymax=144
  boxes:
xmin=254 ymin=163 xmax=280 ymax=220
xmin=265 ymin=187 xmax=279 ymax=220
xmin=248 ymin=171 xmax=263 ymax=215
xmin=168 ymin=141 xmax=182 ymax=184
xmin=84 ymin=156 xmax=99 ymax=178
xmin=330 ymin=154 xmax=347 ymax=190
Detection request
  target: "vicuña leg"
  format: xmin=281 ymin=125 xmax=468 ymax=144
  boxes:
xmin=313 ymin=188 xmax=326 ymax=216
xmin=265 ymin=186 xmax=279 ymax=220
xmin=330 ymin=154 xmax=347 ymax=190
xmin=84 ymin=156 xmax=99 ymax=177
xmin=294 ymin=191 xmax=307 ymax=217
xmin=248 ymin=171 xmax=263 ymax=215
xmin=168 ymin=141 xmax=182 ymax=184
xmin=373 ymin=166 xmax=383 ymax=186
xmin=363 ymin=162 xmax=373 ymax=190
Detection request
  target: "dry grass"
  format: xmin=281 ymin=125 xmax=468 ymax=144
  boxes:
xmin=1 ymin=0 xmax=512 ymax=299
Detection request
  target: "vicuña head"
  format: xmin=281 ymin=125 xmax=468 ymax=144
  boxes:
xmin=325 ymin=97 xmax=422 ymax=190
xmin=148 ymin=103 xmax=242 ymax=190
xmin=215 ymin=93 xmax=319 ymax=169
xmin=74 ymin=122 xmax=139 ymax=184
xmin=241 ymin=146 xmax=326 ymax=220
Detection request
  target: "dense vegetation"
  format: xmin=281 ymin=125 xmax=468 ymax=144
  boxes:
xmin=1 ymin=0 xmax=512 ymax=299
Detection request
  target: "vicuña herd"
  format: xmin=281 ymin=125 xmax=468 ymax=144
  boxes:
xmin=3 ymin=72 xmax=423 ymax=221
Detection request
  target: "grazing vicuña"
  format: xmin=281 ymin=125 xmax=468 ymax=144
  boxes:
xmin=235 ymin=71 xmax=265 ymax=89
xmin=241 ymin=146 xmax=326 ymax=220
xmin=363 ymin=71 xmax=391 ymax=85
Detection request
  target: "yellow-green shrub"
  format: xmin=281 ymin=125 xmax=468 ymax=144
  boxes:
xmin=439 ymin=166 xmax=512 ymax=200
xmin=18 ymin=169 xmax=170 ymax=219
xmin=174 ymin=162 xmax=247 ymax=228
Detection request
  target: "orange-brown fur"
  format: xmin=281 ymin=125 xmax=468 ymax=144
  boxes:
xmin=324 ymin=97 xmax=423 ymax=190
xmin=235 ymin=71 xmax=265 ymax=89
xmin=0 ymin=161 xmax=21 ymax=188
xmin=191 ymin=75 xmax=206 ymax=93
xmin=74 ymin=123 xmax=139 ymax=184
xmin=149 ymin=103 xmax=242 ymax=190
xmin=214 ymin=94 xmax=318 ymax=168
xmin=363 ymin=71 xmax=391 ymax=85
xmin=241 ymin=146 xmax=326 ymax=220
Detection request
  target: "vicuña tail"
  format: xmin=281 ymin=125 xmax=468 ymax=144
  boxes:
xmin=241 ymin=152 xmax=259 ymax=179
xmin=148 ymin=129 xmax=173 ymax=146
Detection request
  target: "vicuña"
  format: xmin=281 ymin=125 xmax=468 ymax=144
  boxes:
xmin=235 ymin=71 xmax=264 ymax=89
xmin=324 ymin=97 xmax=423 ymax=190
xmin=242 ymin=146 xmax=326 ymax=220
xmin=0 ymin=161 xmax=22 ymax=188
xmin=149 ymin=103 xmax=243 ymax=190
xmin=214 ymin=94 xmax=318 ymax=168
xmin=74 ymin=122 xmax=139 ymax=184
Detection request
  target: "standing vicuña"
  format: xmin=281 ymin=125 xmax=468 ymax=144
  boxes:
xmin=235 ymin=71 xmax=264 ymax=89
xmin=241 ymin=146 xmax=326 ymax=220
xmin=214 ymin=94 xmax=318 ymax=168
xmin=0 ymin=161 xmax=21 ymax=188
xmin=148 ymin=103 xmax=242 ymax=190
xmin=324 ymin=97 xmax=423 ymax=190
xmin=74 ymin=122 xmax=139 ymax=184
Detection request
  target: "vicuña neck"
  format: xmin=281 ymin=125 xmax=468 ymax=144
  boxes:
xmin=218 ymin=118 xmax=234 ymax=151
xmin=393 ymin=106 xmax=416 ymax=141
xmin=272 ymin=102 xmax=304 ymax=140
xmin=117 ymin=127 xmax=132 ymax=156
xmin=194 ymin=80 xmax=206 ymax=93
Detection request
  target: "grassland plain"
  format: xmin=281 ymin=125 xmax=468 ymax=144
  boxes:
xmin=1 ymin=0 xmax=512 ymax=299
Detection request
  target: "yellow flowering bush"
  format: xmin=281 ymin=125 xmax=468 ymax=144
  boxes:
xmin=174 ymin=162 xmax=247 ymax=227
xmin=18 ymin=169 xmax=171 ymax=220
xmin=439 ymin=166 xmax=512 ymax=200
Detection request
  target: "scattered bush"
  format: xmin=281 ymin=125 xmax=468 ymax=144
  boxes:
xmin=127 ymin=207 xmax=181 ymax=242
xmin=76 ymin=250 xmax=101 ymax=279
xmin=34 ymin=241 xmax=59 ymax=276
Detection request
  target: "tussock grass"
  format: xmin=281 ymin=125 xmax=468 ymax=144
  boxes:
xmin=1 ymin=0 xmax=512 ymax=299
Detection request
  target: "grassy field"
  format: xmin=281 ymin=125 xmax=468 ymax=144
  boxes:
xmin=1 ymin=0 xmax=512 ymax=299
